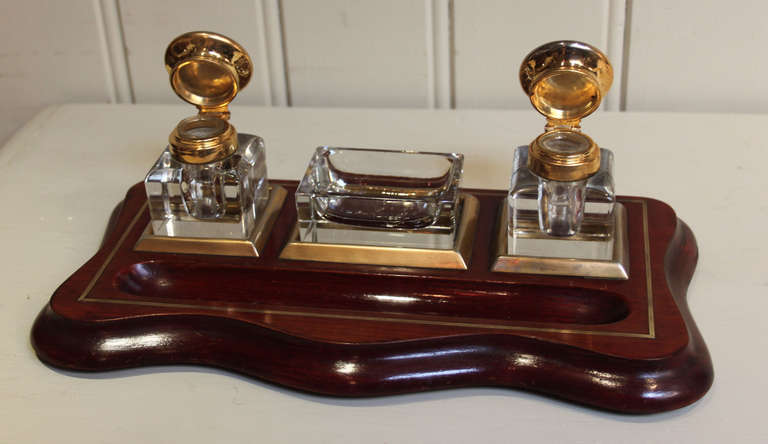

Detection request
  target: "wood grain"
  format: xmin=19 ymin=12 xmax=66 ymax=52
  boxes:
xmin=31 ymin=181 xmax=712 ymax=413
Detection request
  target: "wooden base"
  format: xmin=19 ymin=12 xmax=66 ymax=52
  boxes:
xmin=30 ymin=181 xmax=712 ymax=413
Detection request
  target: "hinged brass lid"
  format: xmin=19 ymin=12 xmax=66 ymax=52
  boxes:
xmin=520 ymin=41 xmax=612 ymax=127
xmin=165 ymin=31 xmax=252 ymax=117
xmin=520 ymin=41 xmax=612 ymax=181
xmin=164 ymin=31 xmax=252 ymax=164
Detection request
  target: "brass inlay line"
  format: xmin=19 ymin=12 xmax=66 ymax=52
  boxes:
xmin=82 ymin=297 xmax=654 ymax=338
xmin=642 ymin=200 xmax=655 ymax=337
xmin=620 ymin=199 xmax=654 ymax=339
xmin=78 ymin=202 xmax=148 ymax=301
xmin=78 ymin=196 xmax=655 ymax=339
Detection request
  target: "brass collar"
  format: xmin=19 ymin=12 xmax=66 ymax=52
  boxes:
xmin=528 ymin=129 xmax=600 ymax=181
xmin=169 ymin=116 xmax=238 ymax=164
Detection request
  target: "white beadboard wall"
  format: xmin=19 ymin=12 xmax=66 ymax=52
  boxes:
xmin=1 ymin=0 xmax=767 ymax=145
xmin=120 ymin=0 xmax=274 ymax=107
xmin=453 ymin=0 xmax=623 ymax=111
xmin=625 ymin=0 xmax=768 ymax=113
xmin=0 ymin=0 xmax=112 ymax=145
xmin=282 ymin=0 xmax=434 ymax=108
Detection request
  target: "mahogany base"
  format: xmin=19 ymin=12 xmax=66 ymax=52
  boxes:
xmin=30 ymin=181 xmax=713 ymax=413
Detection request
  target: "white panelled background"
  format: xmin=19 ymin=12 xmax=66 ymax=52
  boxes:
xmin=1 ymin=0 xmax=767 ymax=145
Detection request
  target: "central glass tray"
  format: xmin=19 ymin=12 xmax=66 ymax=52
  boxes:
xmin=294 ymin=147 xmax=463 ymax=249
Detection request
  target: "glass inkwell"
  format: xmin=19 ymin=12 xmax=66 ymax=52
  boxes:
xmin=492 ymin=41 xmax=629 ymax=278
xmin=136 ymin=31 xmax=286 ymax=256
xmin=280 ymin=147 xmax=477 ymax=269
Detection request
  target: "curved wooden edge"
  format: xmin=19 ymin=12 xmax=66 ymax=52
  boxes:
xmin=31 ymin=215 xmax=711 ymax=414
xmin=662 ymin=218 xmax=714 ymax=406
xmin=29 ymin=183 xmax=713 ymax=413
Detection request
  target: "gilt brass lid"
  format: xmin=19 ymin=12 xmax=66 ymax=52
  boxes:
xmin=520 ymin=41 xmax=612 ymax=124
xmin=165 ymin=31 xmax=252 ymax=115
xmin=520 ymin=41 xmax=611 ymax=181
xmin=164 ymin=31 xmax=251 ymax=164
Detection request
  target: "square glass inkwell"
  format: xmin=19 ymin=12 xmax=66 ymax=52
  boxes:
xmin=135 ymin=31 xmax=286 ymax=256
xmin=280 ymin=147 xmax=477 ymax=269
xmin=493 ymin=41 xmax=628 ymax=279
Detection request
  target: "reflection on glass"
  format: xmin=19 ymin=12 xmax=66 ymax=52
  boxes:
xmin=296 ymin=147 xmax=463 ymax=248
xmin=144 ymin=134 xmax=268 ymax=239
xmin=538 ymin=178 xmax=587 ymax=236
xmin=508 ymin=146 xmax=615 ymax=260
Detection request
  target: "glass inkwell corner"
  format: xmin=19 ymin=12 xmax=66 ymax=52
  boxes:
xmin=136 ymin=31 xmax=286 ymax=256
xmin=280 ymin=147 xmax=478 ymax=269
xmin=492 ymin=41 xmax=629 ymax=279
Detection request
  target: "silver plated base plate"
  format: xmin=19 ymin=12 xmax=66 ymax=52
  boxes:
xmin=492 ymin=203 xmax=629 ymax=279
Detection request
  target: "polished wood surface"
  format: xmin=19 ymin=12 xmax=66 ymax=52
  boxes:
xmin=31 ymin=181 xmax=712 ymax=413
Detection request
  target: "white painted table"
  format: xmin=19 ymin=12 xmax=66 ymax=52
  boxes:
xmin=1 ymin=104 xmax=766 ymax=443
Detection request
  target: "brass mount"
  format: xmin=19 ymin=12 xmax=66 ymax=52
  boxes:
xmin=164 ymin=31 xmax=253 ymax=164
xmin=520 ymin=41 xmax=613 ymax=182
